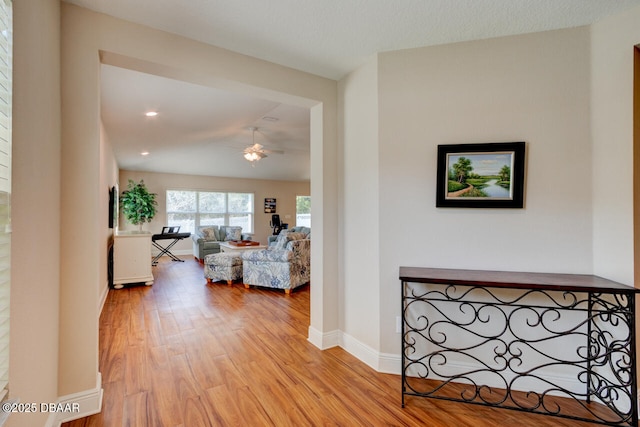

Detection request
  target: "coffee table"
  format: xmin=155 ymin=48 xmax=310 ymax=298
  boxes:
xmin=219 ymin=242 xmax=267 ymax=253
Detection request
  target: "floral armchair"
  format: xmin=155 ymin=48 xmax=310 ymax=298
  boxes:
xmin=192 ymin=225 xmax=243 ymax=262
xmin=242 ymin=230 xmax=310 ymax=294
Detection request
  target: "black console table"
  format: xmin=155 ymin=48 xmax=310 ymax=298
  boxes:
xmin=400 ymin=267 xmax=639 ymax=426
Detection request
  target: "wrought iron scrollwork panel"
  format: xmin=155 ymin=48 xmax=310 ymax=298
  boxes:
xmin=402 ymin=282 xmax=637 ymax=426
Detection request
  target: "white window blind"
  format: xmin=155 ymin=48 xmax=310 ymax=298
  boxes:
xmin=0 ymin=0 xmax=11 ymax=406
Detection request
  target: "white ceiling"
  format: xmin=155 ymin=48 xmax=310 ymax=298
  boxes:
xmin=77 ymin=0 xmax=640 ymax=181
xmin=100 ymin=65 xmax=311 ymax=181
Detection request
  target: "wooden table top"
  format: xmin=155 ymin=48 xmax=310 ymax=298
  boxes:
xmin=399 ymin=266 xmax=638 ymax=293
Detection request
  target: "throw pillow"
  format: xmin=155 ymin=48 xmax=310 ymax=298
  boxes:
xmin=272 ymin=231 xmax=307 ymax=250
xmin=201 ymin=227 xmax=217 ymax=240
xmin=225 ymin=227 xmax=242 ymax=241
xmin=273 ymin=230 xmax=290 ymax=250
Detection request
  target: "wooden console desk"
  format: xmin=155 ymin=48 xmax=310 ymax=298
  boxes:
xmin=400 ymin=267 xmax=639 ymax=426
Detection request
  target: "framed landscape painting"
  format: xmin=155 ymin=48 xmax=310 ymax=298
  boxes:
xmin=436 ymin=142 xmax=526 ymax=208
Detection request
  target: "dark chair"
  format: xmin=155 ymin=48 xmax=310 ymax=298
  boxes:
xmin=270 ymin=214 xmax=283 ymax=235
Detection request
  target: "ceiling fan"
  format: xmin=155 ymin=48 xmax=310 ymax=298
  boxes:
xmin=243 ymin=127 xmax=283 ymax=163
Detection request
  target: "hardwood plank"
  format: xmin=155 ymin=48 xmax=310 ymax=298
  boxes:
xmin=169 ymin=353 xmax=202 ymax=401
xmin=208 ymin=354 xmax=249 ymax=391
xmin=171 ymin=304 xmax=197 ymax=330
xmin=142 ymin=309 xmax=165 ymax=348
xmin=98 ymin=380 xmax=125 ymax=427
xmin=163 ymin=332 xmax=186 ymax=357
xmin=98 ymin=325 xmax=126 ymax=383
xmin=202 ymin=385 xmax=245 ymax=426
xmin=123 ymin=345 xmax=149 ymax=396
xmin=239 ymin=360 xmax=311 ymax=426
xmin=63 ymin=256 xmax=599 ymax=427
xmin=231 ymin=385 xmax=275 ymax=426
xmin=145 ymin=345 xmax=182 ymax=427
xmin=157 ymin=311 xmax=180 ymax=337
xmin=181 ymin=395 xmax=215 ymax=427
xmin=127 ymin=295 xmax=146 ymax=347
xmin=122 ymin=392 xmax=157 ymax=427
xmin=181 ymin=330 xmax=225 ymax=390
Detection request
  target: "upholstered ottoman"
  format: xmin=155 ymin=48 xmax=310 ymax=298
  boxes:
xmin=203 ymin=252 xmax=243 ymax=285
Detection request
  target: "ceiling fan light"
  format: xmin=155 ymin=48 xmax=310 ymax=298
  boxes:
xmin=244 ymin=152 xmax=258 ymax=161
xmin=243 ymin=127 xmax=268 ymax=163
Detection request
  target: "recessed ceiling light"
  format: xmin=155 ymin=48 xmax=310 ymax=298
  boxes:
xmin=145 ymin=111 xmax=158 ymax=117
xmin=141 ymin=151 xmax=150 ymax=156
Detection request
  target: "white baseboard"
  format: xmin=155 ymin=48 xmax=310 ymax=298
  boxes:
xmin=307 ymin=326 xmax=340 ymax=349
xmin=307 ymin=327 xmax=402 ymax=373
xmin=377 ymin=352 xmax=401 ymax=375
xmin=338 ymin=332 xmax=401 ymax=374
xmin=98 ymin=281 xmax=109 ymax=315
xmin=45 ymin=373 xmax=103 ymax=427
xmin=332 ymin=331 xmax=585 ymax=397
xmin=339 ymin=332 xmax=381 ymax=371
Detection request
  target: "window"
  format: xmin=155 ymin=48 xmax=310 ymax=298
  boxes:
xmin=167 ymin=190 xmax=254 ymax=233
xmin=296 ymin=196 xmax=310 ymax=227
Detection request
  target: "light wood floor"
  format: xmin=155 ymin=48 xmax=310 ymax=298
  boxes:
xmin=63 ymin=256 xmax=596 ymax=426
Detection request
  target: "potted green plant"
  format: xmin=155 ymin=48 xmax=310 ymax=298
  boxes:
xmin=120 ymin=179 xmax=158 ymax=231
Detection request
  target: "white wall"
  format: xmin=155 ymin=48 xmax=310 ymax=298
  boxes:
xmin=11 ymin=3 xmax=117 ymax=424
xmin=591 ymin=5 xmax=640 ymax=286
xmin=100 ymin=122 xmax=118 ymax=304
xmin=340 ymin=5 xmax=640 ymax=369
xmin=340 ymin=26 xmax=595 ymax=361
xmin=9 ymin=1 xmax=61 ymax=425
xmin=118 ymin=169 xmax=310 ymax=251
xmin=60 ymin=2 xmax=103 ymax=398
xmin=337 ymin=58 xmax=381 ymax=359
